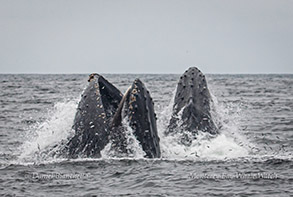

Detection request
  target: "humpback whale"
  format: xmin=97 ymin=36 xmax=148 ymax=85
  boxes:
xmin=111 ymin=79 xmax=161 ymax=158
xmin=165 ymin=67 xmax=218 ymax=145
xmin=67 ymin=74 xmax=123 ymax=158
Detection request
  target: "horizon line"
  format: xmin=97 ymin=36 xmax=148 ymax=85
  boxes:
xmin=0 ymin=72 xmax=292 ymax=75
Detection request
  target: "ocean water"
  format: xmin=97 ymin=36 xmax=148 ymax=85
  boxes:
xmin=0 ymin=73 xmax=292 ymax=196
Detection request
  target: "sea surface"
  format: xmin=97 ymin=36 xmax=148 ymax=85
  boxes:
xmin=0 ymin=73 xmax=292 ymax=196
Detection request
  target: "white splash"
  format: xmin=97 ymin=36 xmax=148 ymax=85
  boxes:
xmin=16 ymin=82 xmax=254 ymax=163
xmin=101 ymin=118 xmax=146 ymax=159
xmin=18 ymin=100 xmax=78 ymax=161
xmin=123 ymin=119 xmax=146 ymax=158
xmin=157 ymin=88 xmax=252 ymax=160
xmin=160 ymin=132 xmax=249 ymax=160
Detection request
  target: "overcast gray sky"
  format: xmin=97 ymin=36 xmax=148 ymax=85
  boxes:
xmin=0 ymin=0 xmax=292 ymax=74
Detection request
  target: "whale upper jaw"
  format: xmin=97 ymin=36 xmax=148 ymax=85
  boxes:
xmin=166 ymin=67 xmax=218 ymax=144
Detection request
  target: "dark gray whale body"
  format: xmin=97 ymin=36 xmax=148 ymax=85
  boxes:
xmin=111 ymin=79 xmax=161 ymax=158
xmin=66 ymin=67 xmax=217 ymax=158
xmin=67 ymin=74 xmax=122 ymax=158
xmin=166 ymin=67 xmax=218 ymax=145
